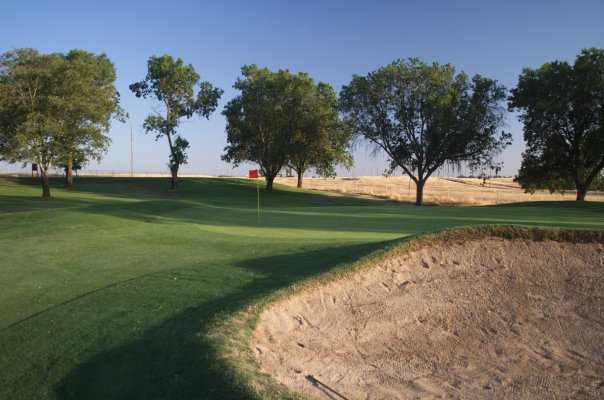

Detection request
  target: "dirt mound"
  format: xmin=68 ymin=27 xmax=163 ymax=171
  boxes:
xmin=254 ymin=238 xmax=604 ymax=399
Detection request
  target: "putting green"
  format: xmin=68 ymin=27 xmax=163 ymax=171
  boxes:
xmin=0 ymin=176 xmax=602 ymax=399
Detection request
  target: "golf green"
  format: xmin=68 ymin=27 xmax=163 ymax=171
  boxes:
xmin=1 ymin=176 xmax=602 ymax=399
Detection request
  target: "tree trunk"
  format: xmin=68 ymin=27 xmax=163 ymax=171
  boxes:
xmin=297 ymin=172 xmax=304 ymax=188
xmin=576 ymin=184 xmax=587 ymax=201
xmin=65 ymin=154 xmax=74 ymax=189
xmin=40 ymin=169 xmax=51 ymax=199
xmin=170 ymin=165 xmax=178 ymax=189
xmin=265 ymin=174 xmax=275 ymax=191
xmin=415 ymin=179 xmax=425 ymax=206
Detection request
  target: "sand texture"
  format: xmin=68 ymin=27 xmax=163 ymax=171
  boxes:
xmin=254 ymin=238 xmax=604 ymax=399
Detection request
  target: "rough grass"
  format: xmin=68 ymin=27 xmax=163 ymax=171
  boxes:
xmin=0 ymin=176 xmax=603 ymax=400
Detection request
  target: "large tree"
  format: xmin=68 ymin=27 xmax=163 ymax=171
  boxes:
xmin=0 ymin=49 xmax=66 ymax=198
xmin=0 ymin=49 xmax=123 ymax=196
xmin=339 ymin=58 xmax=510 ymax=205
xmin=222 ymin=65 xmax=301 ymax=190
xmin=130 ymin=55 xmax=222 ymax=189
xmin=286 ymin=82 xmax=353 ymax=188
xmin=509 ymin=48 xmax=604 ymax=201
xmin=56 ymin=49 xmax=124 ymax=188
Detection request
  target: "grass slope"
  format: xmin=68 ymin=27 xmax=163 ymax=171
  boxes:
xmin=0 ymin=177 xmax=602 ymax=400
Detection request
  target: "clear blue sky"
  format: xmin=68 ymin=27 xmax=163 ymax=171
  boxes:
xmin=2 ymin=0 xmax=603 ymax=176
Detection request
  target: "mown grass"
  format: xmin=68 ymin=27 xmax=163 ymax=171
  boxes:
xmin=0 ymin=176 xmax=603 ymax=400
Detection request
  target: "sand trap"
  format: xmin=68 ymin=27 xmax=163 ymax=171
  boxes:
xmin=254 ymin=237 xmax=604 ymax=399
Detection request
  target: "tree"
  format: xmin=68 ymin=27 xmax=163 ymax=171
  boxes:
xmin=57 ymin=148 xmax=86 ymax=184
xmin=286 ymin=82 xmax=353 ymax=188
xmin=130 ymin=55 xmax=222 ymax=189
xmin=0 ymin=49 xmax=66 ymax=198
xmin=56 ymin=50 xmax=123 ymax=188
xmin=339 ymin=58 xmax=511 ymax=205
xmin=222 ymin=65 xmax=300 ymax=190
xmin=0 ymin=49 xmax=123 ymax=197
xmin=509 ymin=48 xmax=604 ymax=201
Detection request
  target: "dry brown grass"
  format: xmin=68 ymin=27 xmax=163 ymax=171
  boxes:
xmin=276 ymin=176 xmax=604 ymax=205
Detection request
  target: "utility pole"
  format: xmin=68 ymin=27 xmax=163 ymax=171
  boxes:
xmin=130 ymin=123 xmax=134 ymax=177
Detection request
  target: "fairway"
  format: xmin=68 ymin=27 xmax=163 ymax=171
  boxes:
xmin=1 ymin=177 xmax=603 ymax=400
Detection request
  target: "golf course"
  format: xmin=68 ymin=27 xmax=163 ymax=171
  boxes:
xmin=2 ymin=1 xmax=604 ymax=398
xmin=1 ymin=176 xmax=603 ymax=399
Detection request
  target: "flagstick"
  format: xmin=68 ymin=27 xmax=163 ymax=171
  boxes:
xmin=257 ymin=178 xmax=260 ymax=224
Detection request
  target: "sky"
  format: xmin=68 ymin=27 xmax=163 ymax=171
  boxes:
xmin=1 ymin=0 xmax=603 ymax=177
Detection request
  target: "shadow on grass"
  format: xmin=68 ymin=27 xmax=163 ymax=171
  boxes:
xmin=62 ymin=196 xmax=604 ymax=235
xmin=0 ymin=176 xmax=391 ymax=215
xmin=53 ymin=240 xmax=393 ymax=400
xmin=4 ymin=177 xmax=603 ymax=232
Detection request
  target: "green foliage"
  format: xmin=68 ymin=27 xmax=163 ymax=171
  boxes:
xmin=0 ymin=49 xmax=63 ymax=163
xmin=222 ymin=65 xmax=299 ymax=190
xmin=286 ymin=81 xmax=353 ymax=186
xmin=0 ymin=49 xmax=67 ymax=197
xmin=130 ymin=55 xmax=222 ymax=188
xmin=509 ymin=48 xmax=604 ymax=201
xmin=57 ymin=148 xmax=87 ymax=172
xmin=58 ymin=49 xmax=123 ymax=187
xmin=223 ymin=66 xmax=352 ymax=189
xmin=339 ymin=58 xmax=511 ymax=205
xmin=170 ymin=136 xmax=190 ymax=168
xmin=0 ymin=48 xmax=122 ymax=194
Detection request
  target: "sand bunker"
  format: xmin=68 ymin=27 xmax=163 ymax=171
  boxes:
xmin=254 ymin=237 xmax=604 ymax=399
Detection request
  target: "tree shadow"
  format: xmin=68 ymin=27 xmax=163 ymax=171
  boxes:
xmin=53 ymin=241 xmax=393 ymax=400
xmin=0 ymin=176 xmax=393 ymax=217
xmin=66 ymin=196 xmax=603 ymax=236
xmin=5 ymin=177 xmax=601 ymax=234
xmin=1 ymin=176 xmax=385 ymax=203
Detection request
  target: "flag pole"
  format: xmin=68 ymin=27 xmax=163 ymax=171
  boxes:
xmin=130 ymin=123 xmax=134 ymax=177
